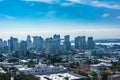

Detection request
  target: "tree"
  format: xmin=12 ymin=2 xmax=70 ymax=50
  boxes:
xmin=64 ymin=76 xmax=69 ymax=80
xmin=0 ymin=73 xmax=11 ymax=80
xmin=112 ymin=61 xmax=120 ymax=71
xmin=78 ymin=71 xmax=88 ymax=77
xmin=101 ymin=70 xmax=113 ymax=80
xmin=14 ymin=73 xmax=30 ymax=80
xmin=90 ymin=71 xmax=98 ymax=80
xmin=76 ymin=62 xmax=79 ymax=66
xmin=8 ymin=58 xmax=19 ymax=63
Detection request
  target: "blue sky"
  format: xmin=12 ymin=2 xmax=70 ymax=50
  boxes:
xmin=0 ymin=0 xmax=120 ymax=40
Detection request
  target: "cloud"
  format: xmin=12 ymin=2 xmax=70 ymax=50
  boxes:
xmin=60 ymin=2 xmax=73 ymax=7
xmin=91 ymin=1 xmax=120 ymax=9
xmin=117 ymin=16 xmax=120 ymax=19
xmin=68 ymin=0 xmax=82 ymax=3
xmin=67 ymin=0 xmax=120 ymax=9
xmin=0 ymin=14 xmax=15 ymax=20
xmin=23 ymin=0 xmax=120 ymax=9
xmin=102 ymin=13 xmax=110 ymax=18
xmin=68 ymin=0 xmax=90 ymax=4
xmin=23 ymin=0 xmax=59 ymax=4
xmin=37 ymin=11 xmax=56 ymax=18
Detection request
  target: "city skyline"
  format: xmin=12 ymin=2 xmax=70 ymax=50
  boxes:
xmin=0 ymin=34 xmax=95 ymax=54
xmin=0 ymin=0 xmax=120 ymax=40
xmin=1 ymin=34 xmax=92 ymax=41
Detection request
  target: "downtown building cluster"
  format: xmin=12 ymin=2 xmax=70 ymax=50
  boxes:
xmin=0 ymin=34 xmax=95 ymax=53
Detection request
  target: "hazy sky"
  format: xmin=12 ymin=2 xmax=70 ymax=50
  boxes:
xmin=0 ymin=0 xmax=120 ymax=40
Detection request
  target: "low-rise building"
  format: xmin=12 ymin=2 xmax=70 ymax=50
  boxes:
xmin=0 ymin=67 xmax=6 ymax=73
xmin=90 ymin=62 xmax=112 ymax=73
xmin=108 ymin=74 xmax=120 ymax=80
xmin=18 ymin=63 xmax=66 ymax=75
xmin=34 ymin=72 xmax=89 ymax=80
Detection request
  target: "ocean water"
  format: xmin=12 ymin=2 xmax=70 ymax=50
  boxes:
xmin=96 ymin=43 xmax=120 ymax=45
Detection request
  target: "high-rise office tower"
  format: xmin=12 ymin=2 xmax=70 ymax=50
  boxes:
xmin=53 ymin=34 xmax=60 ymax=40
xmin=75 ymin=36 xmax=86 ymax=50
xmin=33 ymin=36 xmax=44 ymax=51
xmin=45 ymin=36 xmax=61 ymax=54
xmin=81 ymin=36 xmax=86 ymax=50
xmin=8 ymin=37 xmax=19 ymax=53
xmin=45 ymin=38 xmax=54 ymax=53
xmin=20 ymin=41 xmax=27 ymax=52
xmin=64 ymin=35 xmax=71 ymax=50
xmin=0 ymin=40 xmax=8 ymax=53
xmin=53 ymin=34 xmax=60 ymax=51
xmin=0 ymin=39 xmax=3 ymax=47
xmin=13 ymin=38 xmax=19 ymax=52
xmin=0 ymin=39 xmax=2 ymax=53
xmin=75 ymin=37 xmax=80 ymax=49
xmin=8 ymin=37 xmax=14 ymax=53
xmin=26 ymin=35 xmax=32 ymax=50
xmin=87 ymin=37 xmax=95 ymax=50
xmin=2 ymin=40 xmax=7 ymax=47
xmin=2 ymin=40 xmax=8 ymax=53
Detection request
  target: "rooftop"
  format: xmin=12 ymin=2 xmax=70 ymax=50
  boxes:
xmin=35 ymin=72 xmax=86 ymax=80
xmin=91 ymin=62 xmax=112 ymax=67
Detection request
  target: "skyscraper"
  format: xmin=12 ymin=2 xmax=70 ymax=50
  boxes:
xmin=20 ymin=40 xmax=27 ymax=52
xmin=75 ymin=36 xmax=86 ymax=50
xmin=53 ymin=34 xmax=60 ymax=40
xmin=0 ymin=39 xmax=8 ymax=53
xmin=75 ymin=37 xmax=80 ymax=49
xmin=0 ymin=39 xmax=3 ymax=47
xmin=2 ymin=40 xmax=7 ymax=47
xmin=8 ymin=37 xmax=19 ymax=53
xmin=33 ymin=36 xmax=44 ymax=51
xmin=26 ymin=35 xmax=32 ymax=50
xmin=45 ymin=38 xmax=55 ymax=53
xmin=87 ymin=37 xmax=95 ymax=50
xmin=0 ymin=39 xmax=2 ymax=53
xmin=2 ymin=40 xmax=8 ymax=53
xmin=45 ymin=35 xmax=61 ymax=54
xmin=13 ymin=38 xmax=19 ymax=52
xmin=53 ymin=34 xmax=60 ymax=51
xmin=64 ymin=35 xmax=71 ymax=50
